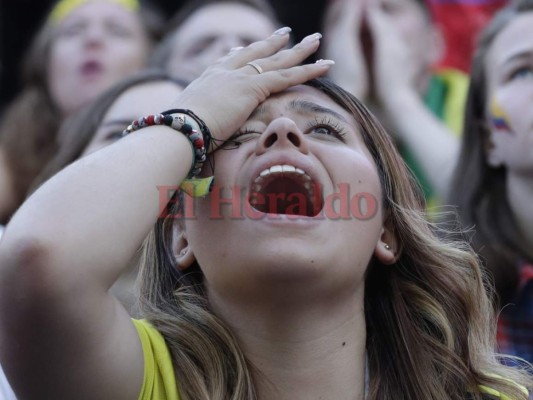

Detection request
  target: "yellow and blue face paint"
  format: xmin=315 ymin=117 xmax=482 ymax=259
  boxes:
xmin=489 ymin=96 xmax=514 ymax=134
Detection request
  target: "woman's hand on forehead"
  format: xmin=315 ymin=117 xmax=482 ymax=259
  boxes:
xmin=170 ymin=28 xmax=335 ymax=150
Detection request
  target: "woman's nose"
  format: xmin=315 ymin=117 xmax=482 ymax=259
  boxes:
xmin=255 ymin=117 xmax=309 ymax=155
xmin=83 ymin=24 xmax=105 ymax=48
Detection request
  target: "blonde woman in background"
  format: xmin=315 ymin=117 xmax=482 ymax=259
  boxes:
xmin=0 ymin=0 xmax=163 ymax=224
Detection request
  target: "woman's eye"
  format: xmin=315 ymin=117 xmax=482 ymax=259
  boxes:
xmin=185 ymin=37 xmax=216 ymax=57
xmin=59 ymin=23 xmax=85 ymax=37
xmin=220 ymin=128 xmax=261 ymax=150
xmin=107 ymin=23 xmax=133 ymax=38
xmin=306 ymin=118 xmax=347 ymax=142
xmin=236 ymin=128 xmax=262 ymax=138
xmin=312 ymin=126 xmax=335 ymax=136
xmin=510 ymin=66 xmax=533 ymax=80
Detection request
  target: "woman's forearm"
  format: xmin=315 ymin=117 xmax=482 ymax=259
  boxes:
xmin=384 ymin=89 xmax=460 ymax=200
xmin=0 ymin=126 xmax=192 ymax=288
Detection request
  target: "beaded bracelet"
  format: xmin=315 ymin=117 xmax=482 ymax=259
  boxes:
xmin=161 ymin=109 xmax=213 ymax=153
xmin=122 ymin=113 xmax=214 ymax=197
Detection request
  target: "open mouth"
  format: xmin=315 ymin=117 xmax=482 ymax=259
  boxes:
xmin=249 ymin=164 xmax=323 ymax=217
xmin=80 ymin=60 xmax=103 ymax=77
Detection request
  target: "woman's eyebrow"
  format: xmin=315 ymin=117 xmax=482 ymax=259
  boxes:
xmin=247 ymin=100 xmax=349 ymax=123
xmin=500 ymin=49 xmax=533 ymax=68
xmin=289 ymin=100 xmax=348 ymax=123
xmin=248 ymin=104 xmax=268 ymax=120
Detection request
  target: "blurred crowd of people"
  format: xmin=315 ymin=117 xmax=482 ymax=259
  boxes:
xmin=1 ymin=0 xmax=532 ymax=398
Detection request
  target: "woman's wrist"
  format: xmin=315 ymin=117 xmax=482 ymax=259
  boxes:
xmin=123 ymin=111 xmax=208 ymax=179
xmin=123 ymin=111 xmax=214 ymax=197
xmin=381 ymin=86 xmax=421 ymax=119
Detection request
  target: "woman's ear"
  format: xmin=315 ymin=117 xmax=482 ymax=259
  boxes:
xmin=373 ymin=226 xmax=399 ymax=265
xmin=171 ymin=223 xmax=196 ymax=271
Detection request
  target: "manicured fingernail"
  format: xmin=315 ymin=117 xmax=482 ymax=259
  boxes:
xmin=315 ymin=59 xmax=335 ymax=65
xmin=302 ymin=32 xmax=322 ymax=43
xmin=273 ymin=26 xmax=292 ymax=35
xmin=230 ymin=46 xmax=244 ymax=52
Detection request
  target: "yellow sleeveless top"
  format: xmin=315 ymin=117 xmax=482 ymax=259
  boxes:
xmin=132 ymin=319 xmax=527 ymax=400
xmin=133 ymin=319 xmax=180 ymax=400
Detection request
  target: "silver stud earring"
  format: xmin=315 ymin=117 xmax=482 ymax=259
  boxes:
xmin=180 ymin=249 xmax=187 ymax=257
xmin=384 ymin=244 xmax=391 ymax=250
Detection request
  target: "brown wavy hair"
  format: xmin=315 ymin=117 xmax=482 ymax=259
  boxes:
xmin=448 ymin=0 xmax=533 ymax=305
xmin=136 ymin=78 xmax=532 ymax=399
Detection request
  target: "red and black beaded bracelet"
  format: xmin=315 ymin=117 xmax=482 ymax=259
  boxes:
xmin=122 ymin=112 xmax=207 ymax=178
xmin=161 ymin=108 xmax=213 ymax=153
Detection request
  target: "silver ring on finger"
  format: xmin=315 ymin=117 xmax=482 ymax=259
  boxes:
xmin=245 ymin=61 xmax=263 ymax=75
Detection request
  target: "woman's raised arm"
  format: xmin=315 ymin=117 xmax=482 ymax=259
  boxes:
xmin=0 ymin=29 xmax=333 ymax=399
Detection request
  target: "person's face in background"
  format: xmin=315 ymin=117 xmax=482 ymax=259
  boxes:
xmin=47 ymin=1 xmax=151 ymax=117
xmin=81 ymin=80 xmax=184 ymax=156
xmin=484 ymin=12 xmax=533 ymax=174
xmin=165 ymin=2 xmax=278 ymax=82
xmin=374 ymin=0 xmax=440 ymax=79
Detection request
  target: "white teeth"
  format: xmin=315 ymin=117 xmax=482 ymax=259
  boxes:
xmin=254 ymin=164 xmax=311 ymax=183
xmin=270 ymin=165 xmax=283 ymax=174
xmin=282 ymin=165 xmax=296 ymax=173
xmin=250 ymin=164 xmax=317 ymax=212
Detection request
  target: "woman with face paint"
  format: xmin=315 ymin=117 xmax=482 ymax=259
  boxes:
xmin=449 ymin=0 xmax=533 ymax=365
xmin=0 ymin=29 xmax=531 ymax=400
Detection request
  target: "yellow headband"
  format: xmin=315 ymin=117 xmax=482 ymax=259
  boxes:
xmin=48 ymin=0 xmax=140 ymax=24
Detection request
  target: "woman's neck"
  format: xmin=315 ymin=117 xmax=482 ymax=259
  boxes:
xmin=209 ymin=286 xmax=367 ymax=400
xmin=507 ymin=173 xmax=533 ymax=250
